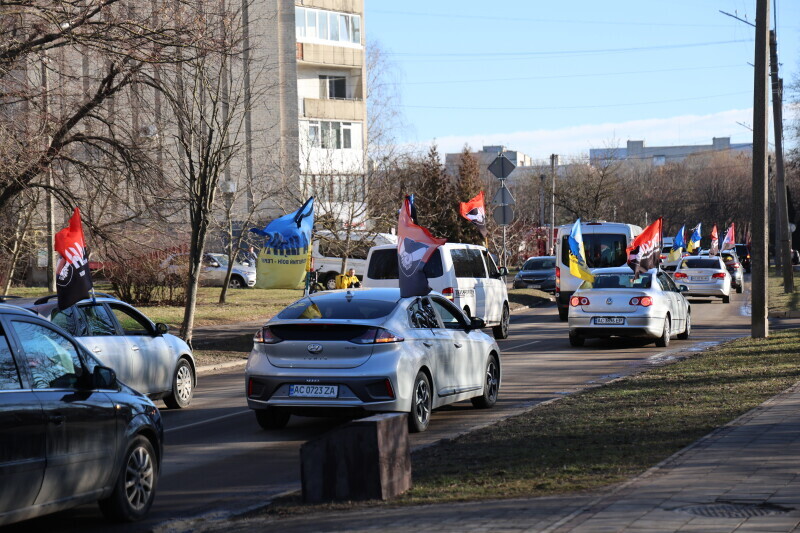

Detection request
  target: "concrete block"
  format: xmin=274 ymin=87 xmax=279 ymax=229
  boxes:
xmin=300 ymin=413 xmax=411 ymax=503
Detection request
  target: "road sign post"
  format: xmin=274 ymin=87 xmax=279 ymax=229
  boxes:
xmin=488 ymin=154 xmax=516 ymax=272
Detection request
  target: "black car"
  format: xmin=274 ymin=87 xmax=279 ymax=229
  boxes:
xmin=0 ymin=304 xmax=163 ymax=526
xmin=513 ymin=256 xmax=557 ymax=292
xmin=735 ymin=244 xmax=751 ymax=273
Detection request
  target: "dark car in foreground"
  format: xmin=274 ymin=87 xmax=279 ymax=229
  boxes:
xmin=0 ymin=304 xmax=163 ymax=526
xmin=513 ymin=256 xmax=556 ymax=292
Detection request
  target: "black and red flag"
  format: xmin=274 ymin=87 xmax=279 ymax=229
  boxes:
xmin=459 ymin=191 xmax=488 ymax=237
xmin=397 ymin=196 xmax=446 ymax=298
xmin=54 ymin=208 xmax=93 ymax=310
xmin=626 ymin=217 xmax=662 ymax=276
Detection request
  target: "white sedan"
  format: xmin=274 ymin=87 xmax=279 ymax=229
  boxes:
xmin=673 ymin=256 xmax=732 ymax=303
xmin=568 ymin=267 xmax=690 ymax=348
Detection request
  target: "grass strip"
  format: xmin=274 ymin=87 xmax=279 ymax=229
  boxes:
xmin=769 ymin=270 xmax=800 ymax=314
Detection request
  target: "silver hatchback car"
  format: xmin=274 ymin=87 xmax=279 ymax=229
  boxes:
xmin=568 ymin=267 xmax=691 ymax=348
xmin=245 ymin=288 xmax=502 ymax=432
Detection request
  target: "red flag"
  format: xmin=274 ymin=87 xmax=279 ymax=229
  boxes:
xmin=397 ymin=196 xmax=446 ymax=298
xmin=54 ymin=208 xmax=93 ymax=309
xmin=721 ymin=223 xmax=735 ymax=251
xmin=459 ymin=191 xmax=488 ymax=237
xmin=709 ymin=224 xmax=719 ymax=255
xmin=626 ymin=218 xmax=662 ymax=275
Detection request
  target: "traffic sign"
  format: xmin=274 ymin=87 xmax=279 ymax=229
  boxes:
xmin=493 ymin=204 xmax=514 ymax=226
xmin=488 ymin=154 xmax=516 ymax=180
xmin=492 ymin=186 xmax=515 ymax=206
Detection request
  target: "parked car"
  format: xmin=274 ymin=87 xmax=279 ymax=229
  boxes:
xmin=792 ymin=249 xmax=800 ymax=266
xmin=720 ymin=251 xmax=744 ymax=294
xmin=162 ymin=252 xmax=256 ymax=288
xmin=14 ymin=294 xmax=196 ymax=408
xmin=363 ymin=243 xmax=510 ymax=339
xmin=673 ymin=256 xmax=732 ymax=303
xmin=245 ymin=288 xmax=501 ymax=433
xmin=312 ymin=230 xmax=397 ymax=290
xmin=0 ymin=303 xmax=163 ymax=526
xmin=567 ymin=267 xmax=690 ymax=348
xmin=735 ymin=243 xmax=751 ymax=273
xmin=513 ymin=256 xmax=556 ymax=292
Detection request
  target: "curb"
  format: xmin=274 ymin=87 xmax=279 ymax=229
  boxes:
xmin=196 ymin=359 xmax=247 ymax=376
xmin=768 ymin=309 xmax=800 ymax=318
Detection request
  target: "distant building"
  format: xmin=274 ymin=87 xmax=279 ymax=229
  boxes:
xmin=589 ymin=137 xmax=752 ymax=167
xmin=445 ymin=145 xmax=533 ymax=184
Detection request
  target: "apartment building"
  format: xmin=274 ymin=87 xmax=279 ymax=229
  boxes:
xmin=588 ymin=137 xmax=753 ymax=167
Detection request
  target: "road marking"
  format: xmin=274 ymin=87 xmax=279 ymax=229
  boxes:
xmin=502 ymin=339 xmax=540 ymax=351
xmin=165 ymin=410 xmax=250 ymax=434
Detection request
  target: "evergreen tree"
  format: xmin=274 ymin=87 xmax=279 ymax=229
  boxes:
xmin=454 ymin=145 xmax=485 ymax=244
xmin=413 ymin=145 xmax=460 ymax=241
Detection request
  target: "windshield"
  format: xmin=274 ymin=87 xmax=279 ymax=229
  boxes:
xmin=208 ymin=254 xmax=229 ymax=267
xmin=523 ymin=258 xmax=555 ymax=270
xmin=277 ymin=297 xmax=397 ymax=320
xmin=580 ymin=273 xmax=651 ymax=290
xmin=561 ymin=233 xmax=628 ymax=269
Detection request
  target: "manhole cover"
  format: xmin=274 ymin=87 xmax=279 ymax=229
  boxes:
xmin=674 ymin=502 xmax=792 ymax=518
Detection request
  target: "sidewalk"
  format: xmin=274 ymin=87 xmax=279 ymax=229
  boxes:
xmin=189 ymin=379 xmax=800 ymax=533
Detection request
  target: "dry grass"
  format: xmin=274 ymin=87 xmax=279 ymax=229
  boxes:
xmin=769 ymin=270 xmax=800 ymax=313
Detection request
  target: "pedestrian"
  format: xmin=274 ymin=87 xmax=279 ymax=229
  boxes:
xmin=336 ymin=268 xmax=361 ymax=289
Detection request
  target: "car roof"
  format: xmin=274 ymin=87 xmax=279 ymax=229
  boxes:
xmin=0 ymin=303 xmax=40 ymax=317
xmin=305 ymin=287 xmax=403 ymax=302
xmin=524 ymin=256 xmax=555 ymax=261
xmin=591 ymin=266 xmax=641 ymax=275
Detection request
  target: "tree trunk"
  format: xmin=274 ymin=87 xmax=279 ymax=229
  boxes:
xmin=181 ymin=216 xmax=210 ymax=346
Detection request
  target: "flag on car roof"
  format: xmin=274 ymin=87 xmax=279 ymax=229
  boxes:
xmin=627 ymin=217 xmax=662 ymax=276
xmin=567 ymin=219 xmax=594 ymax=283
xmin=687 ymin=223 xmax=702 ymax=253
xmin=459 ymin=191 xmax=488 ymax=237
xmin=54 ymin=208 xmax=93 ymax=310
xmin=721 ymin=223 xmax=735 ymax=252
xmin=667 ymin=225 xmax=686 ymax=262
xmin=709 ymin=224 xmax=719 ymax=255
xmin=397 ymin=196 xmax=446 ymax=298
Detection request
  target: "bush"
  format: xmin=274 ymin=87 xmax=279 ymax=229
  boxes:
xmin=104 ymin=247 xmax=187 ymax=306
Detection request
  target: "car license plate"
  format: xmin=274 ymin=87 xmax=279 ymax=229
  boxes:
xmin=691 ymin=276 xmax=709 ymax=281
xmin=594 ymin=317 xmax=624 ymax=325
xmin=289 ymin=384 xmax=338 ymax=398
xmin=529 ymin=284 xmax=541 ymax=289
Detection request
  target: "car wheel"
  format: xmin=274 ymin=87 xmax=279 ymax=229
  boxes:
xmin=678 ymin=313 xmax=691 ymax=340
xmin=408 ymin=371 xmax=432 ymax=433
xmin=229 ymin=276 xmax=244 ymax=289
xmin=325 ymin=274 xmax=338 ymax=291
xmin=492 ymin=303 xmax=509 ymax=339
xmin=736 ymin=284 xmax=743 ymax=294
xmin=655 ymin=317 xmax=670 ymax=347
xmin=722 ymin=294 xmax=731 ymax=303
xmin=471 ymin=354 xmax=500 ymax=409
xmin=163 ymin=358 xmax=194 ymax=409
xmin=254 ymin=407 xmax=291 ymax=430
xmin=558 ymin=306 xmax=569 ymax=322
xmin=569 ymin=330 xmax=584 ymax=347
xmin=98 ymin=435 xmax=158 ymax=522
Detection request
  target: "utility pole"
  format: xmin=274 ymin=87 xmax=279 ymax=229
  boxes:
xmin=549 ymin=154 xmax=557 ymax=254
xmin=539 ymin=174 xmax=545 ymax=251
xmin=42 ymin=51 xmax=56 ymax=293
xmin=769 ymin=30 xmax=794 ymax=292
xmin=751 ymin=0 xmax=770 ymax=338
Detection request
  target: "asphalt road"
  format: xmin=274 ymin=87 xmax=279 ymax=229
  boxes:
xmin=8 ymin=280 xmax=762 ymax=532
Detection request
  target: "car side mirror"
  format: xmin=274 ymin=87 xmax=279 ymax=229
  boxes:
xmin=468 ymin=317 xmax=485 ymax=330
xmin=93 ymin=365 xmax=118 ymax=390
xmin=679 ymin=285 xmax=689 ymax=292
xmin=498 ymin=267 xmax=508 ymax=277
xmin=210 ymin=261 xmax=221 ymax=268
xmin=155 ymin=322 xmax=169 ymax=335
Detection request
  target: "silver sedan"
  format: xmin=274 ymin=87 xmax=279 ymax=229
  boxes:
xmin=673 ymin=256 xmax=732 ymax=303
xmin=568 ymin=267 xmax=690 ymax=347
xmin=245 ymin=287 xmax=501 ymax=433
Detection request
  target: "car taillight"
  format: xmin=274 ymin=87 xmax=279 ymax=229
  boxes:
xmin=253 ymin=326 xmax=281 ymax=344
xmin=555 ymin=266 xmax=561 ymax=293
xmin=712 ymin=272 xmax=726 ymax=279
xmin=570 ymin=296 xmax=590 ymax=306
xmin=630 ymin=296 xmax=653 ymax=307
xmin=248 ymin=378 xmax=254 ymax=397
xmin=732 ymin=263 xmax=740 ymax=269
xmin=674 ymin=272 xmax=688 ymax=279
xmin=350 ymin=327 xmax=404 ymax=344
xmin=441 ymin=287 xmax=454 ymax=301
xmin=384 ymin=378 xmax=395 ymax=399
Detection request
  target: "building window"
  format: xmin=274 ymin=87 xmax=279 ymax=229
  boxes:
xmin=308 ymin=121 xmax=320 ymax=147
xmin=319 ymin=75 xmax=347 ymax=99
xmin=296 ymin=7 xmax=361 ymax=46
xmin=342 ymin=123 xmax=352 ymax=149
xmin=653 ymin=155 xmax=666 ymax=166
xmin=306 ymin=120 xmax=356 ymax=150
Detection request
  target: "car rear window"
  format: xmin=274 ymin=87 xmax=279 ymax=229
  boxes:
xmin=450 ymin=248 xmax=486 ymax=278
xmin=367 ymin=248 xmax=443 ymax=279
xmin=682 ymin=258 xmax=721 ymax=269
xmin=277 ymin=297 xmax=397 ymax=320
xmin=523 ymin=258 xmax=555 ymax=270
xmin=561 ymin=233 xmax=628 ymax=269
xmin=581 ymin=273 xmax=651 ymax=290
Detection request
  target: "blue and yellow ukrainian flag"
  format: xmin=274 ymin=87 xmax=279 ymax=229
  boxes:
xmin=686 ymin=223 xmax=702 ymax=254
xmin=668 ymin=225 xmax=686 ymax=261
xmin=568 ymin=219 xmax=595 ymax=283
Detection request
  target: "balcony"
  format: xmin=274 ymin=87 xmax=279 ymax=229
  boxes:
xmin=303 ymin=98 xmax=365 ymax=121
xmin=296 ymin=42 xmax=363 ymax=68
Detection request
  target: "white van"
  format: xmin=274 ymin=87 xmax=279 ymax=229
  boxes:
xmin=554 ymin=221 xmax=643 ymax=321
xmin=312 ymin=231 xmax=397 ymax=290
xmin=362 ymin=243 xmax=510 ymax=339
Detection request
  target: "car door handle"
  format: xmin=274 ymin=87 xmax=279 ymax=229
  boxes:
xmin=422 ymin=341 xmax=433 ymax=348
xmin=131 ymin=345 xmax=140 ymax=351
xmin=92 ymin=346 xmax=102 ymax=353
xmin=454 ymin=343 xmax=463 ymax=349
xmin=49 ymin=414 xmax=65 ymax=426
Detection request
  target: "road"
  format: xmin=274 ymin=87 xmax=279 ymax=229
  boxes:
xmin=8 ymin=282 xmax=759 ymax=532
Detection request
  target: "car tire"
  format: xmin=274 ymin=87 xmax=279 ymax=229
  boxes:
xmin=254 ymin=407 xmax=291 ymax=430
xmin=163 ymin=359 xmax=194 ymax=409
xmin=558 ymin=306 xmax=569 ymax=322
xmin=568 ymin=330 xmax=584 ymax=347
xmin=408 ymin=371 xmax=432 ymax=433
xmin=471 ymin=354 xmax=500 ymax=409
xmin=325 ymin=274 xmax=338 ymax=291
xmin=655 ymin=317 xmax=670 ymax=347
xmin=229 ymin=276 xmax=244 ymax=289
xmin=98 ymin=435 xmax=158 ymax=522
xmin=492 ymin=303 xmax=509 ymax=340
xmin=678 ymin=313 xmax=691 ymax=340
xmin=736 ymin=284 xmax=743 ymax=294
xmin=722 ymin=294 xmax=731 ymax=304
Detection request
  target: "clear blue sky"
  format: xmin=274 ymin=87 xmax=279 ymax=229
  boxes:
xmin=365 ymin=0 xmax=799 ymax=161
